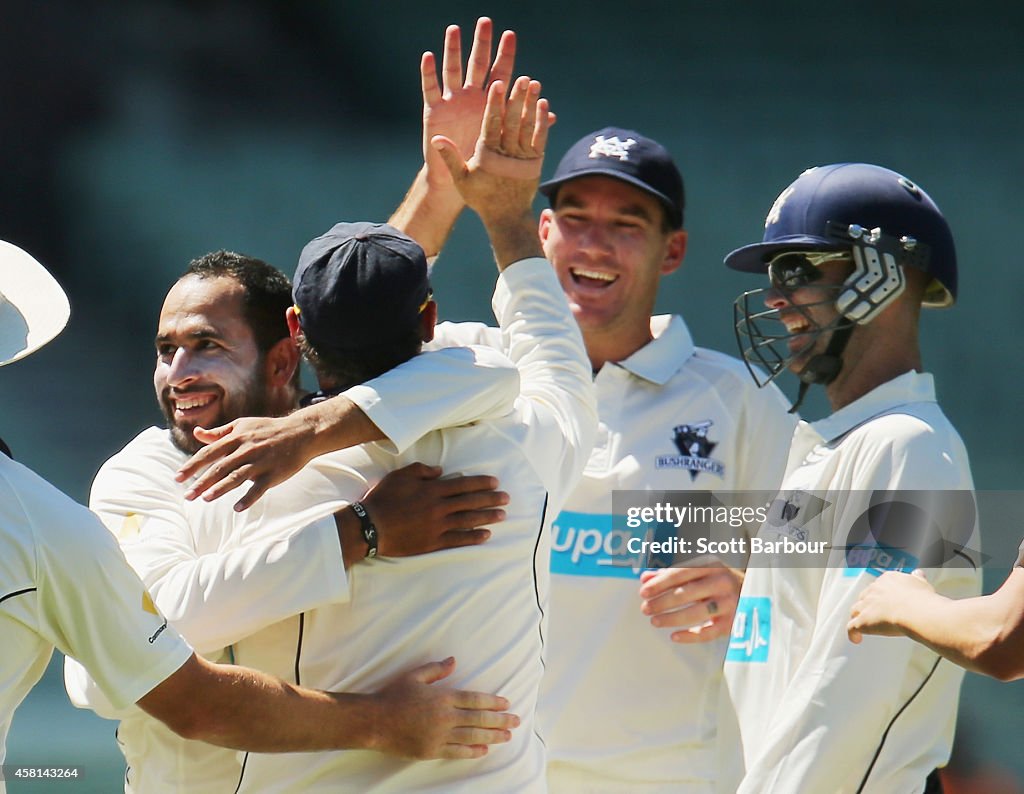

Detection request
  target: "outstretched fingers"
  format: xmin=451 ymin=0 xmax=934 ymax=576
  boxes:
xmin=516 ymin=80 xmax=540 ymax=152
xmin=176 ymin=425 xmax=238 ymax=483
xmin=500 ymin=76 xmax=531 ymax=152
xmin=440 ymin=23 xmax=463 ymax=95
xmin=446 ymin=726 xmax=513 ymax=747
xmin=421 ymin=50 xmax=442 ymax=107
xmin=451 ymin=687 xmax=513 ymax=714
xmin=532 ymin=97 xmax=553 ymax=154
xmin=463 ymin=17 xmax=493 ymax=88
xmin=480 ymin=79 xmax=507 ymax=152
xmin=489 ymin=29 xmax=516 ymax=87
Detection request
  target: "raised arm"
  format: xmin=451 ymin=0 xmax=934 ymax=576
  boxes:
xmin=390 ymin=17 xmax=518 ymax=256
xmin=431 ymin=75 xmax=549 ymax=268
xmin=432 ymin=76 xmax=596 ymax=501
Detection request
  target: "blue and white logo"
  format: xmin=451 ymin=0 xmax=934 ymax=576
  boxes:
xmin=550 ymin=511 xmax=643 ymax=578
xmin=843 ymin=544 xmax=919 ymax=578
xmin=727 ymin=597 xmax=771 ymax=663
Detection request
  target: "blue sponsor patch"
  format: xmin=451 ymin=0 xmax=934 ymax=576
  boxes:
xmin=550 ymin=511 xmax=644 ymax=578
xmin=843 ymin=544 xmax=919 ymax=578
xmin=727 ymin=597 xmax=771 ymax=663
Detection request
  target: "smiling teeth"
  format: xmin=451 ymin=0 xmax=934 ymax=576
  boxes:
xmin=175 ymin=396 xmax=213 ymax=410
xmin=572 ymin=268 xmax=616 ymax=282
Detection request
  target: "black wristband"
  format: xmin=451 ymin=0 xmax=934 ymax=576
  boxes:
xmin=350 ymin=501 xmax=378 ymax=559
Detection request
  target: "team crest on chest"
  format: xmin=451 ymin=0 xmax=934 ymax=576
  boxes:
xmin=655 ymin=420 xmax=726 ymax=480
xmin=589 ymin=135 xmax=637 ymax=161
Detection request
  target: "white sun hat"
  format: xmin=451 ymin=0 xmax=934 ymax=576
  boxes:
xmin=0 ymin=240 xmax=70 ymax=367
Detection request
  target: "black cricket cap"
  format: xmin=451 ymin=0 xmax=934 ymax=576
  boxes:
xmin=292 ymin=222 xmax=430 ymax=356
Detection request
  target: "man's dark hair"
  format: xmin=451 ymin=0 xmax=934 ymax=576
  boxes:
xmin=298 ymin=330 xmax=423 ymax=393
xmin=183 ymin=250 xmax=292 ymax=354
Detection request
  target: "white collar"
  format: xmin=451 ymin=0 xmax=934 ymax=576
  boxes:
xmin=613 ymin=315 xmax=696 ymax=386
xmin=809 ymin=370 xmax=937 ymax=444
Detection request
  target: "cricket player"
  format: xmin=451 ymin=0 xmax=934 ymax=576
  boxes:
xmin=715 ymin=163 xmax=983 ymax=792
xmin=392 ymin=22 xmax=797 ymax=791
xmin=0 ymin=240 xmax=518 ymax=794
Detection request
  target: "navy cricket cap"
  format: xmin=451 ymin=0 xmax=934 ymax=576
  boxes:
xmin=539 ymin=127 xmax=685 ymax=228
xmin=292 ymin=222 xmax=430 ymax=356
xmin=724 ymin=163 xmax=957 ymax=306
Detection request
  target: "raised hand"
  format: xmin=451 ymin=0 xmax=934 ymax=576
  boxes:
xmin=421 ymin=17 xmax=517 ymax=191
xmin=430 ymin=75 xmax=552 ymax=270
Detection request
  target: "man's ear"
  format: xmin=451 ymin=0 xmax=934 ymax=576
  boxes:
xmin=264 ymin=336 xmax=300 ymax=388
xmin=661 ymin=229 xmax=688 ymax=276
xmin=420 ymin=300 xmax=438 ymax=343
xmin=538 ymin=208 xmax=554 ymax=247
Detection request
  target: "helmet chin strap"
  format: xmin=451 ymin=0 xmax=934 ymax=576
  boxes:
xmin=789 ymin=324 xmax=854 ymax=414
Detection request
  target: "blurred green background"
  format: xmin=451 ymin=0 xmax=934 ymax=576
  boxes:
xmin=3 ymin=1 xmax=1022 ymax=790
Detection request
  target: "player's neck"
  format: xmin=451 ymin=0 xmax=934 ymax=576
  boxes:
xmin=583 ymin=324 xmax=654 ymax=373
xmin=825 ymin=333 xmax=922 ymax=412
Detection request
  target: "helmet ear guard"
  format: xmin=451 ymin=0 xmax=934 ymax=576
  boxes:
xmin=826 ymin=221 xmax=931 ymax=324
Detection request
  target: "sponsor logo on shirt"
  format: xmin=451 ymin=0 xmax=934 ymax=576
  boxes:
xmin=550 ymin=511 xmax=644 ymax=578
xmin=655 ymin=420 xmax=725 ymax=480
xmin=843 ymin=544 xmax=919 ymax=578
xmin=148 ymin=620 xmax=169 ymax=644
xmin=727 ymin=597 xmax=771 ymax=663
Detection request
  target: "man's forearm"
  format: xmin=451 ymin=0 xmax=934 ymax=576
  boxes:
xmin=140 ymin=653 xmax=516 ymax=759
xmin=389 ymin=167 xmax=464 ymax=259
xmin=901 ymin=579 xmax=1024 ymax=681
xmin=479 ymin=209 xmax=544 ymax=271
xmin=294 ymin=396 xmax=385 ymax=457
xmin=139 ymin=655 xmax=376 ymax=753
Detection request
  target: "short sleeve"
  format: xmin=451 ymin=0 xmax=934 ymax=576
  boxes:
xmin=33 ymin=492 xmax=193 ymax=711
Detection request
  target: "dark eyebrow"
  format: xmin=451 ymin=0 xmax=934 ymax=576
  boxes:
xmin=555 ymin=194 xmax=657 ymax=223
xmin=155 ymin=327 xmax=223 ymax=347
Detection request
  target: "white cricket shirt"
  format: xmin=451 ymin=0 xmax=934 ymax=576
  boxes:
xmin=538 ymin=315 xmax=795 ymax=793
xmin=725 ymin=371 xmax=983 ymax=794
xmin=232 ymin=257 xmax=597 ymax=792
xmin=438 ymin=312 xmax=797 ymax=791
xmin=0 ymin=454 xmax=192 ymax=794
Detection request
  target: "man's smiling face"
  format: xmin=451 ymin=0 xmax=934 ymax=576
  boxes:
xmin=154 ymin=275 xmax=269 ymax=454
xmin=539 ymin=175 xmax=681 ymax=341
